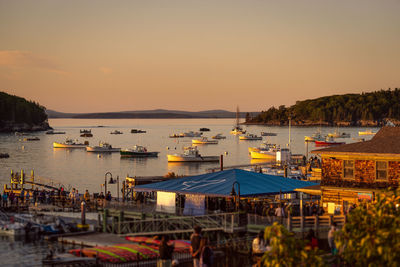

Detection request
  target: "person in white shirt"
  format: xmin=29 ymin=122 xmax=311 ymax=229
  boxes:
xmin=252 ymin=231 xmax=269 ymax=267
xmin=275 ymin=204 xmax=285 ymax=224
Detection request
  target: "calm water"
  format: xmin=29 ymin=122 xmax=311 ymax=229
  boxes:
xmin=0 ymin=118 xmax=377 ymax=196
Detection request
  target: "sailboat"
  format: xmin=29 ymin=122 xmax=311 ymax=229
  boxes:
xmin=230 ymin=106 xmax=246 ymax=135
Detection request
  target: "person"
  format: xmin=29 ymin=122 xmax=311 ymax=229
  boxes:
xmin=69 ymin=188 xmax=76 ymax=205
xmin=106 ymin=191 xmax=112 ymax=202
xmin=305 ymin=229 xmax=318 ymax=249
xmin=328 ymin=222 xmax=337 ymax=255
xmin=252 ymin=230 xmax=267 ymax=267
xmin=2 ymin=191 xmax=8 ymax=208
xmin=157 ymin=235 xmax=174 ymax=267
xmin=275 ymin=204 xmax=284 ymax=224
xmin=199 ymin=237 xmax=213 ymax=267
xmin=84 ymin=190 xmax=90 ymax=203
xmin=190 ymin=225 xmax=202 ymax=267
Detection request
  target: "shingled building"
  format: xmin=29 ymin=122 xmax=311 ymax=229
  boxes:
xmin=311 ymin=126 xmax=400 ymax=214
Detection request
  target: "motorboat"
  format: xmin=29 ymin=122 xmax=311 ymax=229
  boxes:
xmin=230 ymin=126 xmax=246 ymax=135
xmin=250 ymin=149 xmax=277 ymax=159
xmin=0 ymin=220 xmax=26 ymax=237
xmin=120 ymin=145 xmax=159 ymax=157
xmin=80 ymin=132 xmax=93 ymax=137
xmin=110 ymin=130 xmax=123 ymax=134
xmin=192 ymin=137 xmax=218 ymax=144
xmin=183 ymin=131 xmax=202 ymax=137
xmin=315 ymin=137 xmax=345 ymax=146
xmin=239 ymin=133 xmax=262 ymax=140
xmin=23 ymin=137 xmax=40 ymax=141
xmin=359 ymin=130 xmax=376 ymax=136
xmin=261 ymin=132 xmax=277 ymax=136
xmin=86 ymin=142 xmax=121 ymax=152
xmin=248 ymin=142 xmax=276 ymax=153
xmin=199 ymin=128 xmax=210 ymax=132
xmin=327 ymin=130 xmax=350 ymax=138
xmin=131 ymin=129 xmax=146 ymax=133
xmin=53 ymin=139 xmax=88 ymax=148
xmin=169 ymin=133 xmax=184 ymax=138
xmin=304 ymin=131 xmax=325 ymax=142
xmin=212 ymin=133 xmax=226 ymax=139
xmin=167 ymin=146 xmax=219 ymax=162
xmin=46 ymin=130 xmax=66 ymax=135
xmin=80 ymin=129 xmax=91 ymax=134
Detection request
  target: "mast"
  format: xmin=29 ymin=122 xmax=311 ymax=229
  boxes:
xmin=288 ymin=115 xmax=291 ymax=152
xmin=236 ymin=106 xmax=240 ymax=127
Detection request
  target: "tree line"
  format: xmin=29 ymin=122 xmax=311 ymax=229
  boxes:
xmin=0 ymin=91 xmax=48 ymax=125
xmin=246 ymin=88 xmax=400 ymax=125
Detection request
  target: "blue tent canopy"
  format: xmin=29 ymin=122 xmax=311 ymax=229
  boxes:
xmin=134 ymin=169 xmax=318 ymax=197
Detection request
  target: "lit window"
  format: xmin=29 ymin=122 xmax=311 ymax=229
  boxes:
xmin=376 ymin=161 xmax=388 ymax=180
xmin=343 ymin=160 xmax=354 ymax=179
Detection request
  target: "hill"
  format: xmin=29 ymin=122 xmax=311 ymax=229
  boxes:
xmin=246 ymin=88 xmax=400 ymax=126
xmin=0 ymin=92 xmax=51 ymax=132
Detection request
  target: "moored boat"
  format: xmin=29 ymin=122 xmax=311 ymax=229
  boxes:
xmin=304 ymin=132 xmax=325 ymax=142
xmin=239 ymin=133 xmax=262 ymax=140
xmin=23 ymin=137 xmax=40 ymax=141
xmin=199 ymin=128 xmax=210 ymax=132
xmin=230 ymin=126 xmax=246 ymax=135
xmin=53 ymin=139 xmax=88 ymax=148
xmin=359 ymin=130 xmax=376 ymax=136
xmin=261 ymin=132 xmax=277 ymax=136
xmin=169 ymin=133 xmax=184 ymax=138
xmin=327 ymin=130 xmax=350 ymax=138
xmin=248 ymin=142 xmax=276 ymax=153
xmin=86 ymin=142 xmax=121 ymax=152
xmin=110 ymin=130 xmax=123 ymax=134
xmin=183 ymin=131 xmax=202 ymax=137
xmin=192 ymin=137 xmax=218 ymax=144
xmin=167 ymin=146 xmax=219 ymax=162
xmin=46 ymin=130 xmax=66 ymax=135
xmin=212 ymin=133 xmax=226 ymax=139
xmin=250 ymin=149 xmax=276 ymax=159
xmin=80 ymin=129 xmax=91 ymax=134
xmin=131 ymin=129 xmax=146 ymax=133
xmin=315 ymin=137 xmax=345 ymax=146
xmin=120 ymin=145 xmax=159 ymax=157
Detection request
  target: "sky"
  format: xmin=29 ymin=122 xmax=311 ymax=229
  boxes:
xmin=0 ymin=0 xmax=399 ymax=113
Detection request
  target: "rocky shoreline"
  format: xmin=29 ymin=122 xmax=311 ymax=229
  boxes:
xmin=243 ymin=118 xmax=399 ymax=127
xmin=0 ymin=121 xmax=52 ymax=133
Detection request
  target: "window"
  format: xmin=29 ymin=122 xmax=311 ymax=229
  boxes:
xmin=343 ymin=160 xmax=354 ymax=179
xmin=376 ymin=161 xmax=388 ymax=180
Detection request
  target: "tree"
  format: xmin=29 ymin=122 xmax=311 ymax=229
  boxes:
xmin=335 ymin=189 xmax=400 ymax=266
xmin=261 ymin=222 xmax=325 ymax=267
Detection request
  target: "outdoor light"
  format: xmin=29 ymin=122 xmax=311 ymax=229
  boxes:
xmin=230 ymin=186 xmax=237 ymax=196
xmin=109 ymin=177 xmax=116 ymax=184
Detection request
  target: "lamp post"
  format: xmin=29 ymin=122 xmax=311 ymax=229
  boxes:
xmin=104 ymin=172 xmax=113 ymax=196
xmin=230 ymin=181 xmax=241 ymax=211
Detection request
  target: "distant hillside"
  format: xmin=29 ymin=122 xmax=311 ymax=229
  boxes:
xmin=246 ymin=88 xmax=400 ymax=126
xmin=46 ymin=109 xmax=259 ymax=119
xmin=0 ymin=91 xmax=50 ymax=132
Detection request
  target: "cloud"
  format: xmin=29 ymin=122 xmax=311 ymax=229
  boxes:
xmin=0 ymin=50 xmax=67 ymax=75
xmin=99 ymin=67 xmax=113 ymax=74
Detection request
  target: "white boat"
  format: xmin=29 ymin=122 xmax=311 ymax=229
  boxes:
xmin=120 ymin=145 xmax=159 ymax=157
xmin=0 ymin=220 xmax=25 ymax=237
xmin=359 ymin=130 xmax=376 ymax=136
xmin=183 ymin=131 xmax=203 ymax=137
xmin=212 ymin=133 xmax=226 ymax=139
xmin=53 ymin=139 xmax=88 ymax=148
xmin=261 ymin=132 xmax=277 ymax=136
xmin=230 ymin=106 xmax=246 ymax=135
xmin=248 ymin=142 xmax=276 ymax=153
xmin=192 ymin=137 xmax=218 ymax=144
xmin=110 ymin=130 xmax=123 ymax=134
xmin=304 ymin=132 xmax=325 ymax=142
xmin=86 ymin=142 xmax=121 ymax=152
xmin=239 ymin=133 xmax=262 ymax=140
xmin=327 ymin=129 xmax=350 ymax=138
xmin=167 ymin=146 xmax=219 ymax=162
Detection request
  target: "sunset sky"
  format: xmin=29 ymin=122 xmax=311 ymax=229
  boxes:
xmin=1 ymin=0 xmax=399 ymax=113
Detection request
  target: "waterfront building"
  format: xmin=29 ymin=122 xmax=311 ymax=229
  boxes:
xmin=311 ymin=126 xmax=399 ymax=214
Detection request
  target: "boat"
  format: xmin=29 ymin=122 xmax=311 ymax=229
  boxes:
xmin=120 ymin=145 xmax=159 ymax=157
xmin=110 ymin=130 xmax=123 ymax=134
xmin=250 ymin=149 xmax=277 ymax=159
xmin=327 ymin=129 xmax=350 ymax=138
xmin=199 ymin=128 xmax=210 ymax=132
xmin=0 ymin=220 xmax=26 ymax=237
xmin=131 ymin=129 xmax=146 ymax=133
xmin=212 ymin=133 xmax=226 ymax=139
xmin=230 ymin=106 xmax=246 ymax=135
xmin=80 ymin=129 xmax=91 ymax=134
xmin=315 ymin=137 xmax=345 ymax=146
xmin=239 ymin=133 xmax=262 ymax=140
xmin=86 ymin=142 xmax=121 ymax=152
xmin=53 ymin=139 xmax=88 ymax=148
xmin=46 ymin=130 xmax=66 ymax=135
xmin=80 ymin=132 xmax=93 ymax=137
xmin=183 ymin=131 xmax=202 ymax=137
xmin=261 ymin=132 xmax=277 ymax=136
xmin=248 ymin=142 xmax=276 ymax=153
xmin=359 ymin=130 xmax=376 ymax=136
xmin=23 ymin=137 xmax=40 ymax=141
xmin=167 ymin=146 xmax=219 ymax=162
xmin=192 ymin=137 xmax=218 ymax=144
xmin=169 ymin=133 xmax=184 ymax=138
xmin=304 ymin=131 xmax=325 ymax=142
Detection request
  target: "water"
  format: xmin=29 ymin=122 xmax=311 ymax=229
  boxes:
xmin=0 ymin=118 xmax=378 ymax=196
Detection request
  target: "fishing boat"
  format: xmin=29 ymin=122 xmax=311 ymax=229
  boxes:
xmin=120 ymin=145 xmax=159 ymax=157
xmin=167 ymin=146 xmax=219 ymax=162
xmin=230 ymin=106 xmax=246 ymax=135
xmin=250 ymin=149 xmax=277 ymax=159
xmin=169 ymin=133 xmax=184 ymax=138
xmin=239 ymin=133 xmax=262 ymax=140
xmin=192 ymin=137 xmax=218 ymax=144
xmin=359 ymin=130 xmax=377 ymax=136
xmin=315 ymin=137 xmax=345 ymax=146
xmin=53 ymin=139 xmax=88 ymax=148
xmin=212 ymin=133 xmax=226 ymax=139
xmin=23 ymin=137 xmax=40 ymax=141
xmin=183 ymin=131 xmax=202 ymax=137
xmin=248 ymin=142 xmax=276 ymax=153
xmin=304 ymin=131 xmax=325 ymax=142
xmin=131 ymin=129 xmax=146 ymax=133
xmin=327 ymin=129 xmax=350 ymax=138
xmin=86 ymin=142 xmax=121 ymax=152
xmin=261 ymin=132 xmax=277 ymax=136
xmin=110 ymin=130 xmax=123 ymax=134
xmin=46 ymin=130 xmax=66 ymax=135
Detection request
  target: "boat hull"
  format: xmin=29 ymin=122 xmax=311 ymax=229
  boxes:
xmin=86 ymin=147 xmax=121 ymax=152
xmin=120 ymin=151 xmax=159 ymax=157
xmin=192 ymin=140 xmax=218 ymax=144
xmin=315 ymin=141 xmax=345 ymax=146
xmin=239 ymin=137 xmax=262 ymax=140
xmin=250 ymin=151 xmax=276 ymax=159
xmin=53 ymin=142 xmax=86 ymax=148
xmin=167 ymin=154 xmax=219 ymax=162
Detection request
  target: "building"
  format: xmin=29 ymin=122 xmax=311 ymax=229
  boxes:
xmin=311 ymin=127 xmax=400 ymax=214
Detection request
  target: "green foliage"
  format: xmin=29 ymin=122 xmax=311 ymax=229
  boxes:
xmin=0 ymin=91 xmax=47 ymax=124
xmin=250 ymin=88 xmax=400 ymax=124
xmin=335 ymin=189 xmax=400 ymax=267
xmin=261 ymin=222 xmax=325 ymax=267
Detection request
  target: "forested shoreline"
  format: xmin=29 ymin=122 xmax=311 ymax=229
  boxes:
xmin=246 ymin=89 xmax=400 ymax=126
xmin=0 ymin=91 xmax=51 ymax=132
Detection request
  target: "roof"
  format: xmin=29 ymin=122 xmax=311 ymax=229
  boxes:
xmin=133 ymin=169 xmax=318 ymax=197
xmin=312 ymin=127 xmax=400 ymax=156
